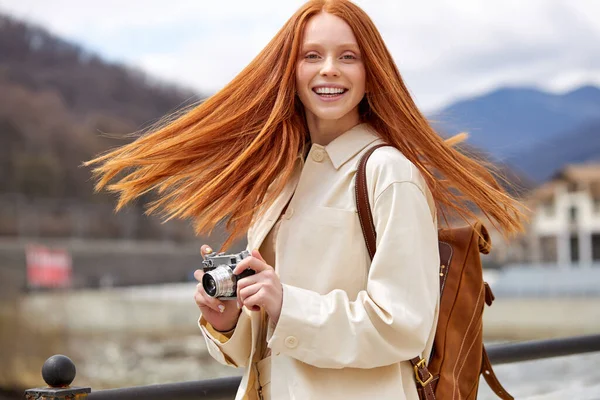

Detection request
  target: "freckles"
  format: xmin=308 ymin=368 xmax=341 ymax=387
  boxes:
xmin=296 ymin=66 xmax=311 ymax=84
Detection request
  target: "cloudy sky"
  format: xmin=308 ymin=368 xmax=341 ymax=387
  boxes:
xmin=1 ymin=0 xmax=599 ymax=112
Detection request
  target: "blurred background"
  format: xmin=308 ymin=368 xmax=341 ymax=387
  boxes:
xmin=0 ymin=1 xmax=599 ymax=399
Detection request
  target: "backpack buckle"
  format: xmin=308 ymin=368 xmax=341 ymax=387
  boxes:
xmin=414 ymin=358 xmax=434 ymax=387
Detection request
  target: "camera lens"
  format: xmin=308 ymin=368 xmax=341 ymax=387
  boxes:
xmin=202 ymin=266 xmax=236 ymax=298
xmin=202 ymin=274 xmax=218 ymax=297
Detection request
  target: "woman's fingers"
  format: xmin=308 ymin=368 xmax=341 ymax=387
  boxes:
xmin=197 ymin=248 xmax=277 ymax=315
xmin=195 ymin=244 xmax=221 ymax=312
xmin=194 ymin=293 xmax=222 ymax=313
xmin=200 ymin=244 xmax=214 ymax=260
xmin=236 ymin=269 xmax=277 ymax=297
xmin=242 ymin=289 xmax=266 ymax=312
xmin=194 ymin=282 xmax=225 ymax=313
xmin=237 ymin=271 xmax=278 ymax=312
xmin=233 ymin=255 xmax=272 ymax=275
xmin=237 ymin=277 xmax=261 ymax=310
xmin=235 ymin=272 xmax=261 ymax=292
xmin=238 ymin=282 xmax=261 ymax=304
xmin=251 ymin=249 xmax=266 ymax=262
xmin=193 ymin=268 xmax=204 ymax=282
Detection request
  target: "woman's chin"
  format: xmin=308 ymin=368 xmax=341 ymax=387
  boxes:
xmin=310 ymin=108 xmax=352 ymax=122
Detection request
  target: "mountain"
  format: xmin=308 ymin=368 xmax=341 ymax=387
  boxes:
xmin=0 ymin=13 xmax=199 ymax=200
xmin=506 ymin=119 xmax=600 ymax=182
xmin=3 ymin=12 xmax=595 ymax=214
xmin=430 ymin=86 xmax=600 ymax=162
xmin=0 ymin=13 xmax=204 ymax=241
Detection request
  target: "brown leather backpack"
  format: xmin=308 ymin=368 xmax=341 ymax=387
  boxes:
xmin=355 ymin=144 xmax=513 ymax=400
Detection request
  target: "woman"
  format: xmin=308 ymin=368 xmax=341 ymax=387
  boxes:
xmin=87 ymin=1 xmax=524 ymax=399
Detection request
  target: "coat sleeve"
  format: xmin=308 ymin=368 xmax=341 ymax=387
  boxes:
xmin=198 ymin=308 xmax=253 ymax=368
xmin=197 ymin=226 xmax=258 ymax=368
xmin=267 ymin=181 xmax=439 ymax=369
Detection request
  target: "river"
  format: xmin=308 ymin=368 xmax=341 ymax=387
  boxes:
xmin=6 ymin=333 xmax=599 ymax=399
xmin=2 ymin=284 xmax=599 ymax=399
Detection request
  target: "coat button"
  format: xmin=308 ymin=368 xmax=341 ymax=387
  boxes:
xmin=284 ymin=336 xmax=298 ymax=349
xmin=311 ymin=149 xmax=325 ymax=162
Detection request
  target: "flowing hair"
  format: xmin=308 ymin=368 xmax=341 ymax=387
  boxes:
xmin=85 ymin=0 xmax=525 ymax=249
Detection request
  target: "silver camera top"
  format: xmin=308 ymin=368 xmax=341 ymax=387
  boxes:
xmin=202 ymin=249 xmax=251 ymax=269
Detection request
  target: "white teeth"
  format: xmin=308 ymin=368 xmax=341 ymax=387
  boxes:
xmin=315 ymin=87 xmax=345 ymax=95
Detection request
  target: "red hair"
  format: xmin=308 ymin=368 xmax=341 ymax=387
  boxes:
xmin=86 ymin=0 xmax=525 ymax=249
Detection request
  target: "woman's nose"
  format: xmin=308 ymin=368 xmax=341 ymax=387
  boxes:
xmin=320 ymin=57 xmax=340 ymax=77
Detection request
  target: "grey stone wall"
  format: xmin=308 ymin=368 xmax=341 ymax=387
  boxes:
xmin=0 ymin=236 xmax=246 ymax=299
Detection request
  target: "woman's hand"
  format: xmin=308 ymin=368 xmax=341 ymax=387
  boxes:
xmin=193 ymin=244 xmax=241 ymax=332
xmin=233 ymin=249 xmax=283 ymax=325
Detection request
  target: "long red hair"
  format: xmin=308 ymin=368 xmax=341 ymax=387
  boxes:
xmin=86 ymin=0 xmax=525 ymax=249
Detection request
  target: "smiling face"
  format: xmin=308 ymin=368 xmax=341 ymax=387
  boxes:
xmin=295 ymin=12 xmax=366 ymax=134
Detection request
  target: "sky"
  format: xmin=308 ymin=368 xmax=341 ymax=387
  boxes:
xmin=1 ymin=0 xmax=599 ymax=113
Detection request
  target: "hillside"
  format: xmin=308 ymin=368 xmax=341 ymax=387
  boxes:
xmin=0 ymin=13 xmax=199 ymax=200
xmin=6 ymin=12 xmax=596 ymax=241
xmin=0 ymin=14 xmax=204 ymax=240
xmin=431 ymin=86 xmax=600 ymax=163
xmin=507 ymin=119 xmax=600 ymax=182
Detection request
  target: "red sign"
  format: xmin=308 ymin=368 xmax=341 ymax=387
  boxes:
xmin=26 ymin=245 xmax=72 ymax=288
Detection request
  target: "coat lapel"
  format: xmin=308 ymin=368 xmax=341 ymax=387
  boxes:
xmin=249 ymin=164 xmax=301 ymax=251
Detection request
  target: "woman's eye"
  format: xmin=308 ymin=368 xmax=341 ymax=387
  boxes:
xmin=342 ymin=54 xmax=356 ymax=60
xmin=305 ymin=53 xmax=319 ymax=60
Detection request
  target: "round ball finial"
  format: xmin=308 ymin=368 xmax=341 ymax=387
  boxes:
xmin=41 ymin=354 xmax=76 ymax=387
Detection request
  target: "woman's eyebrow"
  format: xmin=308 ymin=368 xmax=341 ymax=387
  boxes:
xmin=301 ymin=42 xmax=360 ymax=51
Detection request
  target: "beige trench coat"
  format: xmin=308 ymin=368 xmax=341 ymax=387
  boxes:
xmin=199 ymin=123 xmax=440 ymax=400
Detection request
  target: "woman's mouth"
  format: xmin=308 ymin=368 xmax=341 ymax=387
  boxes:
xmin=312 ymin=86 xmax=348 ymax=100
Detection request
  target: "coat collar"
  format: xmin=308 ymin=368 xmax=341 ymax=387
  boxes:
xmin=310 ymin=123 xmax=381 ymax=170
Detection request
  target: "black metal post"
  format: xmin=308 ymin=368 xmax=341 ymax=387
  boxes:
xmin=24 ymin=354 xmax=91 ymax=400
xmin=487 ymin=333 xmax=600 ymax=364
xmin=24 ymin=334 xmax=600 ymax=400
xmin=86 ymin=377 xmax=240 ymax=400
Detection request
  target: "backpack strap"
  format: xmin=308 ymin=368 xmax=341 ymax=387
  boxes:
xmin=481 ymin=346 xmax=514 ymax=400
xmin=356 ymin=143 xmax=513 ymax=400
xmin=356 ymin=144 xmax=436 ymax=400
xmin=355 ymin=144 xmax=388 ymax=260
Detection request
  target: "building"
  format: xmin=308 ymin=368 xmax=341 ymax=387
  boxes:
xmin=481 ymin=163 xmax=600 ymax=267
xmin=527 ymin=163 xmax=600 ymax=265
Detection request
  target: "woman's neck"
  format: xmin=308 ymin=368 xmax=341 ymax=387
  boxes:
xmin=306 ymin=115 xmax=361 ymax=146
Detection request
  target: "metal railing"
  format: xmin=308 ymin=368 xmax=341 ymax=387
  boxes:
xmin=25 ymin=333 xmax=600 ymax=400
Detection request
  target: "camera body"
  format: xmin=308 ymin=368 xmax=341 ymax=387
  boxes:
xmin=201 ymin=250 xmax=254 ymax=299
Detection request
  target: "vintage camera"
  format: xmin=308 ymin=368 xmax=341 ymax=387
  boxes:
xmin=201 ymin=250 xmax=254 ymax=299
